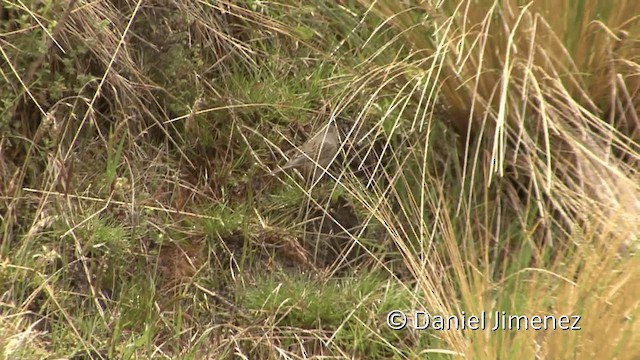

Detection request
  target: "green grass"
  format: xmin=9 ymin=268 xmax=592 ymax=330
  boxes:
xmin=239 ymin=272 xmax=429 ymax=358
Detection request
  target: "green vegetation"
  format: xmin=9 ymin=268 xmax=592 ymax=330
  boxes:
xmin=1 ymin=0 xmax=638 ymax=359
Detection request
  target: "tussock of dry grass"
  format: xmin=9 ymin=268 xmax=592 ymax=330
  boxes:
xmin=348 ymin=0 xmax=640 ymax=357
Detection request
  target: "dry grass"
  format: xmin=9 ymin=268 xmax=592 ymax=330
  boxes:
xmin=349 ymin=0 xmax=640 ymax=357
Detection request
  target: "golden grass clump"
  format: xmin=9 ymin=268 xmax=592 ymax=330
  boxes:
xmin=345 ymin=0 xmax=640 ymax=357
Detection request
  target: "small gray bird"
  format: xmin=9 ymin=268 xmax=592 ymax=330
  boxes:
xmin=270 ymin=123 xmax=340 ymax=181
